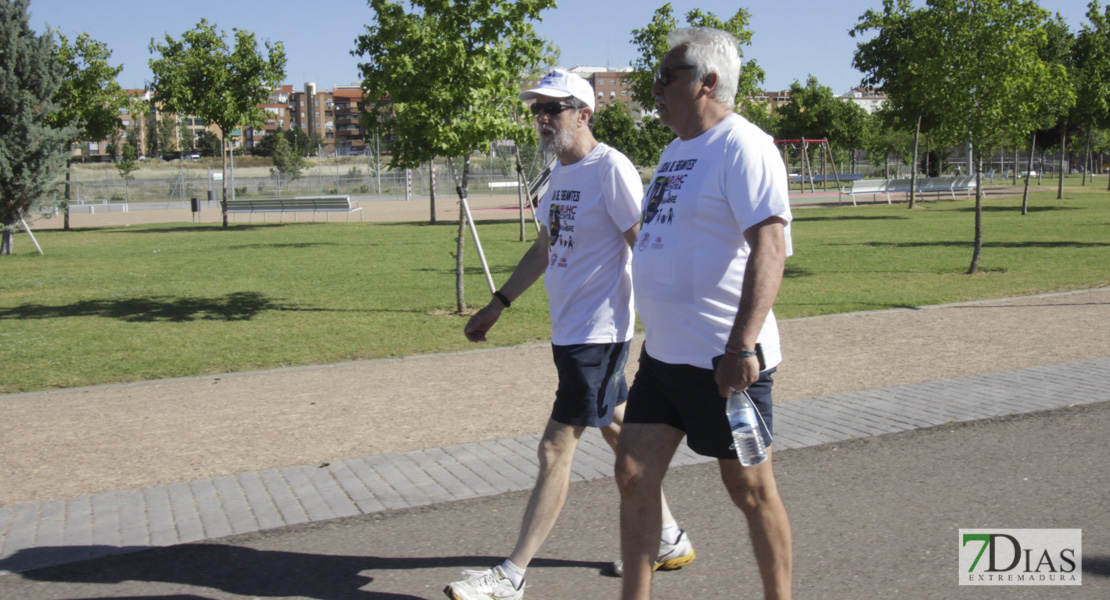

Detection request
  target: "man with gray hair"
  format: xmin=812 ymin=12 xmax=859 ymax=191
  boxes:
xmin=616 ymin=28 xmax=794 ymax=599
xmin=445 ymin=68 xmax=691 ymax=600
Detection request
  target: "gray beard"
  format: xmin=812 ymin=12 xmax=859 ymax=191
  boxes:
xmin=541 ymin=126 xmax=576 ymax=155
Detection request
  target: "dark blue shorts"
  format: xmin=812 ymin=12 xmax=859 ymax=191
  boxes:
xmin=625 ymin=349 xmax=776 ymax=459
xmin=550 ymin=341 xmax=630 ymax=428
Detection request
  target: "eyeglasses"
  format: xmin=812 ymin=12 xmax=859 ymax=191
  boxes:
xmin=530 ymin=102 xmax=576 ymax=117
xmin=655 ymin=64 xmax=696 ymax=86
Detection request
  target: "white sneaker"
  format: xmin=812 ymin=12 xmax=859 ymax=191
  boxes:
xmin=613 ymin=530 xmax=696 ymax=577
xmin=444 ymin=565 xmax=525 ymax=600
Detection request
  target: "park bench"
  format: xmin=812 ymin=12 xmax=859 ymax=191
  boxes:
xmin=841 ymin=178 xmax=891 ymax=205
xmin=225 ymin=196 xmax=363 ymax=222
xmin=488 ymin=181 xmax=521 ymax=190
xmin=841 ymin=176 xmax=979 ymax=206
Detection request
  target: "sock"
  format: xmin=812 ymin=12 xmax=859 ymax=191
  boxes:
xmin=500 ymin=559 xmax=526 ymax=589
xmin=661 ymin=520 xmax=682 ymax=545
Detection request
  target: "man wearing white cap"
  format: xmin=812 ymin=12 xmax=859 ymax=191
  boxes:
xmin=445 ymin=69 xmax=692 ymax=600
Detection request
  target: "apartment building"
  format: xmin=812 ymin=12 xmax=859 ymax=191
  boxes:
xmin=244 ymin=85 xmax=294 ymax=150
xmin=288 ymin=82 xmax=337 ymax=154
xmin=840 ymin=87 xmax=887 ymax=114
xmin=332 ymin=85 xmax=368 ymax=156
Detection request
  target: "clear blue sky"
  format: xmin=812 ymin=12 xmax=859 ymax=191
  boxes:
xmin=29 ymin=0 xmax=1091 ymax=95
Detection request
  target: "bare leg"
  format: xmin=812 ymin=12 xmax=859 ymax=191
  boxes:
xmin=505 ymin=418 xmax=583 ymax=568
xmin=615 ymin=422 xmax=685 ymax=600
xmin=603 ymin=403 xmax=677 ymax=525
xmin=718 ymin=448 xmax=792 ymax=600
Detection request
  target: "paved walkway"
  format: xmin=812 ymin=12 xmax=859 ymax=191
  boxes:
xmin=3 ymin=356 xmax=1107 ymax=576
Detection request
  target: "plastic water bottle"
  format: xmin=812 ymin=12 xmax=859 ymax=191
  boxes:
xmin=726 ymin=389 xmax=767 ymax=467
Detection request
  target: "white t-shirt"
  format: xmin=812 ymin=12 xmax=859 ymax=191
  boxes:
xmin=632 ymin=114 xmax=793 ymax=369
xmin=538 ymin=143 xmax=644 ymax=345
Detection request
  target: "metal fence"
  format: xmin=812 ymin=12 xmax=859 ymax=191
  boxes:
xmin=40 ymin=150 xmax=550 ymax=210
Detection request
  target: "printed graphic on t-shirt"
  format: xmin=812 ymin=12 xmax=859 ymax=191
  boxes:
xmin=639 ymin=158 xmax=697 ymax=251
xmin=548 ymin=188 xmax=579 ymax=269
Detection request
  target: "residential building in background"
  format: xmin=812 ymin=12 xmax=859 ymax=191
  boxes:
xmin=67 ymin=67 xmax=887 ymax=163
xmin=840 ymin=87 xmax=887 ymax=114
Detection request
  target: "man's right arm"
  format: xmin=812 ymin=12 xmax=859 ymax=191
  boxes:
xmin=463 ymin=227 xmax=550 ymax=342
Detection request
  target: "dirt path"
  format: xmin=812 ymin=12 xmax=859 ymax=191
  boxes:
xmin=2 ymin=288 xmax=1107 ymax=507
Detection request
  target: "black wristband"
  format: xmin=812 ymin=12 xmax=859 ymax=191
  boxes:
xmin=493 ymin=291 xmax=511 ymax=308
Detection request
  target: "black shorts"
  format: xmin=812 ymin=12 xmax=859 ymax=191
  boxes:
xmin=550 ymin=341 xmax=630 ymax=428
xmin=625 ymin=349 xmax=776 ymax=459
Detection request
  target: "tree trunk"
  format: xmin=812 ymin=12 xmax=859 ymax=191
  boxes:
xmin=429 ymin=163 xmax=437 ymax=225
xmin=456 ymin=199 xmax=466 ymax=312
xmin=0 ymin=231 xmax=12 ymax=255
xmin=221 ymin=137 xmax=229 ymax=227
xmin=968 ymin=154 xmax=984 ymax=275
xmin=1057 ymin=118 xmax=1067 ymax=200
xmin=1022 ymin=132 xmax=1036 ymax=215
xmin=447 ymin=156 xmax=471 ymax=314
xmin=1082 ymin=124 xmax=1092 ymax=187
xmin=64 ymin=164 xmax=72 ymax=230
xmin=909 ymin=114 xmax=921 ymax=209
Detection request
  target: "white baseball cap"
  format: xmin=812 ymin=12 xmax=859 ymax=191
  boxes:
xmin=519 ymin=69 xmax=595 ymax=111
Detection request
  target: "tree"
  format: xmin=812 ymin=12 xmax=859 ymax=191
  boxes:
xmin=178 ymin=119 xmax=195 ymax=153
xmin=49 ymin=30 xmax=128 ymax=229
xmin=591 ymin=103 xmax=672 ymax=167
xmin=628 ymin=3 xmax=764 ymax=110
xmin=155 ymin=112 xmax=178 ymax=157
xmin=1072 ymin=2 xmax=1110 ymax=191
xmin=270 ymin=131 xmax=305 ymax=189
xmin=194 ymin=130 xmax=221 ymax=157
xmin=285 ymin=125 xmax=319 ymax=158
xmin=852 ymin=0 xmax=947 ymax=208
xmin=592 ymin=103 xmax=640 ymax=161
xmin=740 ymin=98 xmax=780 ymax=138
xmin=777 ymin=76 xmax=869 ymax=161
xmin=149 ymin=19 xmax=287 ymax=226
xmin=354 ymin=0 xmax=555 ymax=313
xmin=116 ymin=138 xmax=138 ymax=201
xmin=0 ymin=0 xmax=76 ymax=255
xmin=854 ymin=0 xmax=1071 ymax=274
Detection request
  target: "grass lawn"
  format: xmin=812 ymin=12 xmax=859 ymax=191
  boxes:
xmin=2 ymin=186 xmax=1107 ymax=393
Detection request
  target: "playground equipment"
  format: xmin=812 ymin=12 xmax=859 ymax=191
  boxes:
xmin=775 ymin=138 xmax=852 ymax=194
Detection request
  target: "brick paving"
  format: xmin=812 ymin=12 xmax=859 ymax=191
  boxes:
xmin=2 ymin=356 xmax=1107 ymax=576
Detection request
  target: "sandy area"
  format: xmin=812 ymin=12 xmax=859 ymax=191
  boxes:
xmin=29 ymin=193 xmax=539 ymax=230
xmin=3 ymin=193 xmax=1106 ymax=506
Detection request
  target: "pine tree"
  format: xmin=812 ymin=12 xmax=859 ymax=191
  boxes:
xmin=0 ymin=0 xmax=75 ymax=254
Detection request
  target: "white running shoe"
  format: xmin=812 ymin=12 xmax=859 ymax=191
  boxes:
xmin=444 ymin=565 xmax=524 ymax=600
xmin=613 ymin=530 xmax=696 ymax=577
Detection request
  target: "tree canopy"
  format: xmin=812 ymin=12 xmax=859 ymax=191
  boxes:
xmin=354 ymin=0 xmax=554 ymax=169
xmin=776 ymin=75 xmax=869 ymax=154
xmin=49 ymin=31 xmax=127 ymax=147
xmin=0 ymin=0 xmax=76 ymax=255
xmin=628 ymin=3 xmax=764 ymax=110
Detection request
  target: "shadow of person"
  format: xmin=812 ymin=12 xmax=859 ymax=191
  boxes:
xmin=1084 ymin=554 xmax=1110 ymax=578
xmin=4 ymin=544 xmax=609 ymax=599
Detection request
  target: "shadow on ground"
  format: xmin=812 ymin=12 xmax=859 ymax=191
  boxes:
xmin=3 ymin=544 xmax=607 ymax=600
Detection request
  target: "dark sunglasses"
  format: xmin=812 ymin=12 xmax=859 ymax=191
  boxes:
xmin=655 ymin=64 xmax=696 ymax=86
xmin=530 ymin=102 xmax=576 ymax=117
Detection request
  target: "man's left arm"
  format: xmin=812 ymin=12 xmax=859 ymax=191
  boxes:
xmin=715 ymin=216 xmax=789 ymax=397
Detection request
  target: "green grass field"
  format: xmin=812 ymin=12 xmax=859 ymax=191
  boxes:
xmin=2 ymin=186 xmax=1107 ymax=393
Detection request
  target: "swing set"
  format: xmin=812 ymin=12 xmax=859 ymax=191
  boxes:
xmin=774 ymin=138 xmax=850 ymax=194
